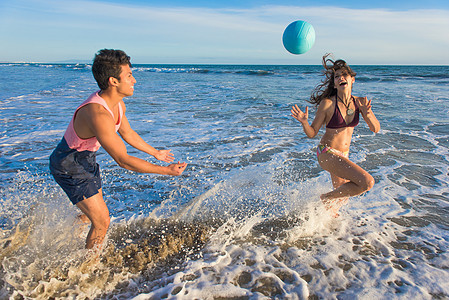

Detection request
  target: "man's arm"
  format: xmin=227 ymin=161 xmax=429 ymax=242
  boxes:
xmin=85 ymin=105 xmax=185 ymax=175
xmin=118 ymin=113 xmax=175 ymax=163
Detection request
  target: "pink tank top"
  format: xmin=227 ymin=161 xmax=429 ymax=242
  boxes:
xmin=64 ymin=91 xmax=123 ymax=152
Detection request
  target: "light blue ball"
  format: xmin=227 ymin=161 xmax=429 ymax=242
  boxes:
xmin=282 ymin=20 xmax=316 ymax=55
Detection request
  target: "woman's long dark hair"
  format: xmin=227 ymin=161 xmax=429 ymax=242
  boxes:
xmin=309 ymin=53 xmax=356 ymax=106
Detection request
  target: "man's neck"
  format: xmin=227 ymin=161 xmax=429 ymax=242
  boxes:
xmin=98 ymin=89 xmax=123 ymax=107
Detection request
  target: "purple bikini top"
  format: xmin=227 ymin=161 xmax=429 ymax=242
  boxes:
xmin=326 ymin=96 xmax=359 ymax=129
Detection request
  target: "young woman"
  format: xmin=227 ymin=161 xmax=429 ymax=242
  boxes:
xmin=291 ymin=54 xmax=380 ymax=217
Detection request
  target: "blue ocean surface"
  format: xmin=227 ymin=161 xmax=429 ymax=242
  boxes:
xmin=0 ymin=63 xmax=448 ymax=299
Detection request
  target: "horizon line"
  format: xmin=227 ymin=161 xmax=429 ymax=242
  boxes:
xmin=1 ymin=61 xmax=449 ymax=67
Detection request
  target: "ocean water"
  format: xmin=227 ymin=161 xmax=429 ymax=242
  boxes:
xmin=0 ymin=63 xmax=448 ymax=299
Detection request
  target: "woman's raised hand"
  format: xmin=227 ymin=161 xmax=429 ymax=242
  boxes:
xmin=291 ymin=104 xmax=309 ymax=124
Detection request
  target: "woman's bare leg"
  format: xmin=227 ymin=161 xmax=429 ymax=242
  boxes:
xmin=318 ymin=152 xmax=374 ymax=201
xmin=324 ymin=174 xmax=350 ymax=217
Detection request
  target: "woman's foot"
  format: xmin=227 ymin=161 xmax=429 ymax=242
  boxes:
xmin=321 ymin=197 xmax=349 ymax=218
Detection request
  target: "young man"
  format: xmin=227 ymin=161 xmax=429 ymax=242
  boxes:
xmin=50 ymin=49 xmax=187 ymax=249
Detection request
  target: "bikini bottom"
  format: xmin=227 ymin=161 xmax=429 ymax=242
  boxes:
xmin=316 ymin=144 xmax=349 ymax=159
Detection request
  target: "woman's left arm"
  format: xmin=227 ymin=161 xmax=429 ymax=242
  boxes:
xmin=356 ymin=96 xmax=381 ymax=133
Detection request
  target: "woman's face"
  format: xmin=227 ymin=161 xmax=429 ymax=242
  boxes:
xmin=333 ymin=69 xmax=355 ymax=92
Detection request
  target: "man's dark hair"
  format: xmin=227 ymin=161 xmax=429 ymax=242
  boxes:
xmin=92 ymin=49 xmax=132 ymax=90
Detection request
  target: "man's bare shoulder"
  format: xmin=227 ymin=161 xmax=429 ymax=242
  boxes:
xmin=77 ymin=103 xmax=111 ymax=118
xmin=76 ymin=103 xmax=115 ymax=131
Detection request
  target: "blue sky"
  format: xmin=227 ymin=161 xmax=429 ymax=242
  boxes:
xmin=1 ymin=0 xmax=448 ymax=64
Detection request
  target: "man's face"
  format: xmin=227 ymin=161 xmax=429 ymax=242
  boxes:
xmin=116 ymin=64 xmax=136 ymax=97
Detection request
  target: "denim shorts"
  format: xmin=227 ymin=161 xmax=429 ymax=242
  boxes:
xmin=49 ymin=138 xmax=101 ymax=205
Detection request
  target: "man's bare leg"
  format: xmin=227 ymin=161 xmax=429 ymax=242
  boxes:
xmin=77 ymin=214 xmax=90 ymax=224
xmin=75 ymin=189 xmax=110 ymax=249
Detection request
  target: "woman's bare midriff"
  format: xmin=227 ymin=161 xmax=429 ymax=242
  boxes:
xmin=319 ymin=127 xmax=354 ymax=152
